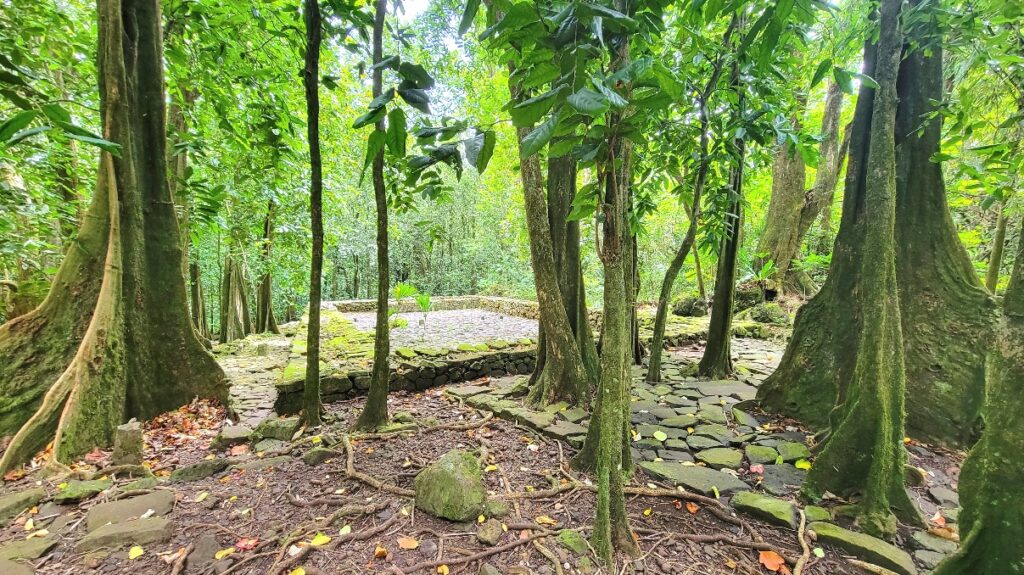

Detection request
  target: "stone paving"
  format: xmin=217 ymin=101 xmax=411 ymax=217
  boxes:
xmin=344 ymin=309 xmax=538 ymax=349
xmin=218 ymin=335 xmax=291 ymax=428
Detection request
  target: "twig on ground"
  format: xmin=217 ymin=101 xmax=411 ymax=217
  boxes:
xmin=169 ymin=543 xmax=193 ymax=575
xmin=342 ymin=435 xmax=415 ymax=497
xmin=793 ymin=509 xmax=810 ymax=575
xmin=846 ymin=559 xmax=900 ymax=575
xmin=533 ymin=539 xmax=565 ymax=575
xmin=388 ymin=528 xmax=554 ymax=575
xmin=272 ymin=513 xmax=402 ymax=574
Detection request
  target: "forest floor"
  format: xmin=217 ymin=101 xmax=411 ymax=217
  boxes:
xmin=0 ymin=316 xmax=964 ymax=575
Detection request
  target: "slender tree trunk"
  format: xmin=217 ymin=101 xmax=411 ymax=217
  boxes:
xmin=986 ymin=205 xmax=1008 ymax=292
xmin=758 ymin=0 xmax=997 ymax=449
xmin=256 ymin=200 xmax=279 ymax=334
xmin=801 ymin=0 xmax=921 ymax=538
xmin=302 ymin=0 xmax=324 ymax=428
xmin=0 ymin=0 xmax=225 ymax=472
xmin=692 ymin=236 xmax=706 ymax=301
xmin=219 ymin=253 xmax=252 ymax=343
xmin=698 ymin=162 xmax=742 ymax=378
xmin=354 ymin=0 xmax=390 ymax=430
xmin=189 ymin=261 xmax=209 ymax=339
xmin=933 ymin=217 xmax=1024 ymax=574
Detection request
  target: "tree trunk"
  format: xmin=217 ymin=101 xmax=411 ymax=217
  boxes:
xmin=985 ymin=205 xmax=1008 ymax=292
xmin=302 ymin=0 xmax=324 ymax=428
xmin=801 ymin=0 xmax=921 ymax=538
xmin=189 ymin=261 xmax=209 ymax=339
xmin=698 ymin=162 xmax=742 ymax=378
xmin=0 ymin=0 xmax=226 ymax=472
xmin=756 ymin=107 xmax=806 ymax=285
xmin=354 ymin=0 xmax=390 ymax=431
xmin=933 ymin=218 xmax=1024 ymax=574
xmin=255 ymin=200 xmax=279 ymax=334
xmin=758 ymin=0 xmax=997 ymax=449
xmin=219 ymin=254 xmax=252 ymax=344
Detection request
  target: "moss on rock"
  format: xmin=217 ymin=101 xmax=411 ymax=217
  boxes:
xmin=414 ymin=449 xmax=487 ymax=522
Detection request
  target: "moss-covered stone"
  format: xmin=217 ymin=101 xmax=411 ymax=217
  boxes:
xmin=731 ymin=491 xmax=797 ymax=529
xmin=558 ymin=529 xmax=589 ymax=555
xmin=254 ymin=416 xmax=300 ymax=441
xmin=53 ymin=479 xmax=112 ymax=504
xmin=170 ymin=458 xmax=231 ymax=482
xmin=776 ymin=441 xmax=811 ymax=462
xmin=396 ymin=347 xmax=417 ymax=359
xmin=0 ymin=488 xmax=46 ymax=525
xmin=414 ymin=450 xmax=487 ymax=522
xmin=745 ymin=445 xmax=779 ymax=465
xmin=809 ymin=522 xmax=917 ymax=575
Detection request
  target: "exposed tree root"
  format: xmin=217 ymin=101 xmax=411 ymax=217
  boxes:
xmin=342 ymin=435 xmax=416 ymax=497
xmin=793 ymin=509 xmax=810 ymax=575
xmin=388 ymin=527 xmax=555 ymax=575
xmin=272 ymin=513 xmax=402 ymax=574
xmin=847 ymin=559 xmax=900 ymax=575
xmin=635 ymin=527 xmax=797 ymax=566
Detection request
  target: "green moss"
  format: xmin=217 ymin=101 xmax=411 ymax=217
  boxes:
xmin=414 ymin=450 xmax=487 ymax=522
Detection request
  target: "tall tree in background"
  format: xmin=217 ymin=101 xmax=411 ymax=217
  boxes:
xmin=0 ymin=0 xmax=226 ymax=472
xmin=933 ymin=218 xmax=1024 ymax=573
xmin=302 ymin=0 xmax=325 ymax=428
xmin=255 ymin=200 xmax=280 ymax=333
xmin=759 ymin=0 xmax=998 ymax=449
xmin=799 ymin=0 xmax=920 ymax=536
xmin=354 ymin=0 xmax=391 ymax=430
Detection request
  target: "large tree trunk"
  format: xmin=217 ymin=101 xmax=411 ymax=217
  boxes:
xmin=933 ymin=218 xmax=1024 ymax=574
xmin=756 ymin=107 xmax=806 ymax=284
xmin=219 ymin=253 xmax=252 ymax=343
xmin=302 ymin=0 xmax=324 ymax=427
xmin=0 ymin=0 xmax=226 ymax=472
xmin=801 ymin=0 xmax=920 ymax=538
xmin=757 ymin=1 xmax=997 ymax=449
xmin=255 ymin=200 xmax=280 ymax=334
xmin=985 ymin=205 xmax=1008 ymax=292
xmin=354 ymin=0 xmax=390 ymax=430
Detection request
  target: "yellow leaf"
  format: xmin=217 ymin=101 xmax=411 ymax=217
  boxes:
xmin=23 ymin=518 xmax=33 ymax=531
xmin=287 ymin=568 xmax=306 ymax=575
xmin=437 ymin=566 xmax=450 ymax=575
xmin=711 ymin=486 xmax=720 ymax=499
xmin=725 ymin=558 xmax=737 ymax=569
xmin=195 ymin=492 xmax=209 ymax=503
xmin=128 ymin=546 xmax=145 ymax=560
xmin=310 ymin=532 xmax=332 ymax=546
xmin=642 ymin=508 xmax=652 ymax=517
xmin=214 ymin=547 xmax=235 ymax=560
xmin=484 ymin=465 xmax=498 ymax=472
xmin=477 ymin=515 xmax=486 ymax=524
xmin=374 ymin=544 xmax=388 ymax=559
xmin=397 ymin=536 xmax=419 ymax=550
xmin=25 ymin=529 xmax=49 ymax=540
xmin=311 ymin=436 xmax=322 ymax=444
xmin=794 ymin=459 xmax=812 ymax=471
xmin=535 ymin=515 xmax=558 ymax=526
xmin=57 ymin=482 xmax=68 ymax=490
xmin=339 ymin=525 xmax=352 ymax=535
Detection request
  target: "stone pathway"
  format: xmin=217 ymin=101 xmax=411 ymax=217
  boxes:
xmin=217 ymin=335 xmax=291 ymax=428
xmin=344 ymin=309 xmax=538 ymax=349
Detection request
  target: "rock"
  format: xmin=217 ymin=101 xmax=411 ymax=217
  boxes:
xmin=396 ymin=347 xmax=417 ymax=359
xmin=557 ymin=529 xmax=589 ymax=554
xmin=303 ymin=447 xmax=342 ymax=466
xmin=83 ymin=550 xmax=108 ymax=568
xmin=746 ymin=302 xmax=789 ymax=325
xmin=911 ymin=530 xmax=958 ymax=554
xmin=695 ymin=448 xmax=743 ymax=470
xmin=476 ymin=518 xmax=504 ymax=546
xmin=85 ymin=490 xmax=175 ymax=532
xmin=0 ymin=559 xmax=33 ymax=575
xmin=730 ymin=492 xmax=797 ymax=529
xmin=745 ymin=445 xmax=778 ymax=465
xmin=662 ymin=414 xmax=699 ymax=429
xmin=544 ymin=420 xmax=588 ymax=441
xmin=414 ymin=450 xmax=487 ymax=521
xmin=692 ymin=424 xmax=733 ymax=443
xmin=904 ymin=465 xmax=927 ymax=487
xmin=254 ymin=438 xmax=288 ymax=452
xmin=686 ymin=436 xmax=723 ymax=450
xmin=0 ymin=535 xmax=57 ymax=560
xmin=445 ymin=385 xmax=490 ymax=399
xmin=639 ymin=461 xmax=750 ymax=496
xmin=776 ymin=441 xmax=811 ymax=463
xmin=759 ymin=464 xmax=806 ymax=496
xmin=231 ymin=455 xmax=293 ymax=472
xmin=809 ymin=522 xmax=917 ymax=575
xmin=671 ymin=295 xmax=708 ymax=317
xmin=254 ymin=416 xmax=300 ymax=441
xmin=171 ymin=458 xmax=231 ymax=482
xmin=914 ymin=549 xmax=946 ymax=570
xmin=804 ymin=505 xmax=831 ymax=522
xmin=186 ymin=534 xmax=220 ymax=572
xmin=731 ymin=408 xmax=760 ymax=428
xmin=479 ymin=563 xmax=503 ymax=575
xmin=928 ymin=486 xmax=959 ymax=507
xmin=54 ymin=479 xmax=112 ymax=504
xmin=76 ymin=517 xmax=173 ymax=552
xmin=504 ymin=408 xmax=555 ymax=431
xmin=696 ymin=406 xmax=727 ymax=425
xmin=120 ymin=477 xmax=158 ymax=492
xmin=0 ymin=488 xmax=46 ymax=525
xmin=212 ymin=425 xmax=253 ymax=450
xmin=112 ymin=420 xmax=144 ymax=466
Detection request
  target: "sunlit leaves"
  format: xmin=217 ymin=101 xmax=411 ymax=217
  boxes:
xmin=521 ymin=113 xmax=559 ymax=156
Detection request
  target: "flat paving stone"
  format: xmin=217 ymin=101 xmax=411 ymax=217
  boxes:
xmin=695 ymin=447 xmax=743 ymax=469
xmin=86 ymin=490 xmax=176 ymax=532
xmin=639 ymin=461 xmax=750 ymax=496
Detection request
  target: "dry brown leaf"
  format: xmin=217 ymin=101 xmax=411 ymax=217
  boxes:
xmin=374 ymin=544 xmax=388 ymax=559
xmin=397 ymin=536 xmax=419 ymax=550
xmin=686 ymin=502 xmax=699 ymax=514
xmin=758 ymin=550 xmax=788 ymax=573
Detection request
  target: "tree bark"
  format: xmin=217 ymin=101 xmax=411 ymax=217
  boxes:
xmin=256 ymin=200 xmax=279 ymax=334
xmin=698 ymin=162 xmax=742 ymax=378
xmin=219 ymin=253 xmax=252 ymax=343
xmin=757 ymin=0 xmax=997 ymax=449
xmin=933 ymin=218 xmax=1024 ymax=574
xmin=800 ymin=0 xmax=920 ymax=538
xmin=302 ymin=0 xmax=324 ymax=428
xmin=189 ymin=261 xmax=209 ymax=339
xmin=985 ymin=205 xmax=1008 ymax=292
xmin=756 ymin=106 xmax=806 ymax=284
xmin=0 ymin=0 xmax=226 ymax=472
xmin=354 ymin=0 xmax=390 ymax=430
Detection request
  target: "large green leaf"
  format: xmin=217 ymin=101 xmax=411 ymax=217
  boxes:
xmin=66 ymin=133 xmax=122 ymax=157
xmin=369 ymin=87 xmax=395 ymax=109
xmin=353 ymin=105 xmax=386 ymax=129
xmin=459 ymin=0 xmax=480 ymax=35
xmin=567 ymin=88 xmax=609 ymax=116
xmin=398 ymin=88 xmax=431 ymax=114
xmin=386 ymin=107 xmax=407 ymax=157
xmin=398 ymin=62 xmax=435 ymax=89
xmin=465 ymin=129 xmax=496 ymax=173
xmin=510 ymin=85 xmax=565 ymax=127
xmin=0 ymin=110 xmax=37 ymax=142
xmin=521 ymin=114 xmax=558 ymax=156
xmin=360 ymin=128 xmax=386 ymax=184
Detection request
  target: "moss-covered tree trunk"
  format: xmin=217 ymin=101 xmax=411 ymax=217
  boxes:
xmin=985 ymin=204 xmax=1008 ymax=293
xmin=933 ymin=218 xmax=1024 ymax=574
xmin=302 ymin=0 xmax=324 ymax=428
xmin=0 ymin=0 xmax=226 ymax=472
xmin=801 ymin=0 xmax=920 ymax=538
xmin=756 ymin=107 xmax=805 ymax=283
xmin=758 ymin=1 xmax=996 ymax=449
xmin=256 ymin=200 xmax=279 ymax=334
xmin=189 ymin=261 xmax=210 ymax=340
xmin=354 ymin=0 xmax=390 ymax=431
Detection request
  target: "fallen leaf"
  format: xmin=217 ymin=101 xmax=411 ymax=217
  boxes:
xmin=673 ymin=500 xmax=682 ymax=510
xmin=686 ymin=502 xmax=699 ymax=514
xmin=158 ymin=547 xmax=189 ymax=565
xmin=214 ymin=547 xmax=236 ymax=560
xmin=750 ymin=464 xmax=765 ymax=474
xmin=287 ymin=568 xmax=306 ymax=575
xmin=437 ymin=566 xmax=449 ymax=575
xmin=25 ymin=529 xmax=49 ymax=540
xmin=339 ymin=525 xmax=352 ymax=535
xmin=929 ymin=526 xmax=960 ymax=542
xmin=3 ymin=468 xmax=26 ymax=481
xmin=724 ymin=558 xmax=737 ymax=569
xmin=477 ymin=515 xmax=486 ymax=524
xmin=813 ymin=547 xmax=825 ymax=558
xmin=229 ymin=444 xmax=250 ymax=456
xmin=374 ymin=544 xmax=388 ymax=559
xmin=758 ymin=550 xmax=787 ymax=572
xmin=652 ymin=431 xmax=668 ymax=442
xmin=128 ymin=546 xmax=145 ymax=560
xmin=397 ymin=536 xmax=419 ymax=550
xmin=236 ymin=537 xmax=259 ymax=551
xmin=310 ymin=532 xmax=332 ymax=546
xmin=484 ymin=464 xmax=498 ymax=472
xmin=794 ymin=459 xmax=812 ymax=471
xmin=535 ymin=515 xmax=558 ymax=526
xmin=195 ymin=492 xmax=209 ymax=503
xmin=930 ymin=511 xmax=946 ymax=526
xmin=642 ymin=508 xmax=653 ymax=517
xmin=23 ymin=518 xmax=33 ymax=531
